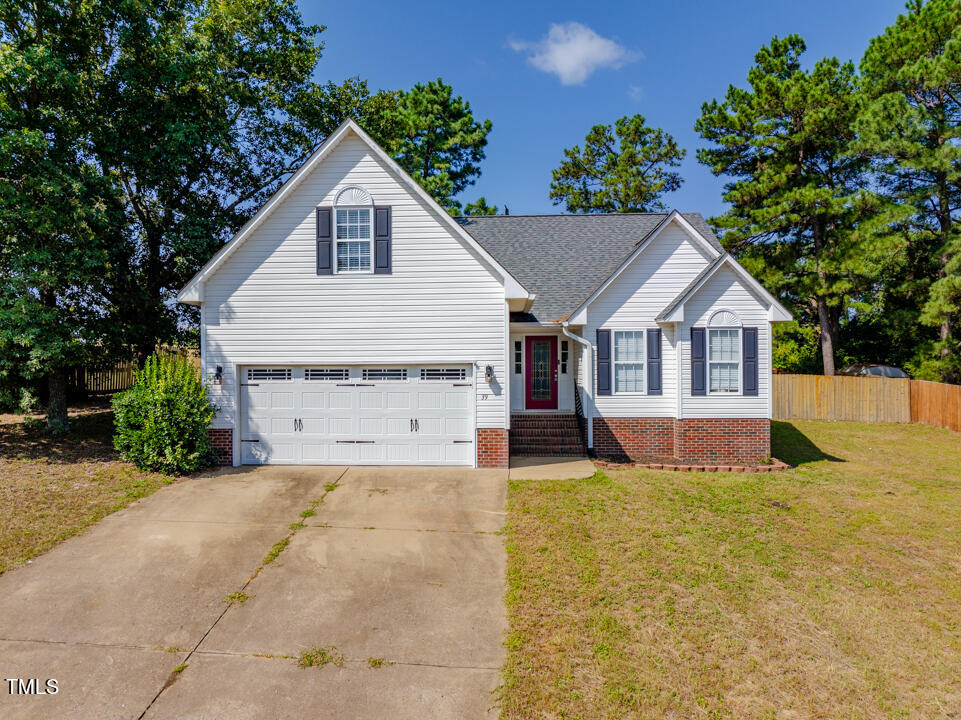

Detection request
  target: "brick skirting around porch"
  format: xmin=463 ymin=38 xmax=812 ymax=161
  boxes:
xmin=592 ymin=417 xmax=770 ymax=464
xmin=593 ymin=417 xmax=675 ymax=459
xmin=208 ymin=428 xmax=233 ymax=466
xmin=477 ymin=428 xmax=509 ymax=468
xmin=674 ymin=418 xmax=770 ymax=464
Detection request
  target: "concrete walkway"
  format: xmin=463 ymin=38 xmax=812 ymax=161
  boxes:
xmin=0 ymin=465 xmax=507 ymax=719
xmin=509 ymin=455 xmax=596 ymax=480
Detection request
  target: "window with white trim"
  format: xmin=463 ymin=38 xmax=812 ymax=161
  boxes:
xmin=335 ymin=208 xmax=371 ymax=273
xmin=305 ymin=368 xmax=349 ymax=381
xmin=560 ymin=341 xmax=569 ymax=374
xmin=363 ymin=368 xmax=407 ymax=381
xmin=708 ymin=329 xmax=740 ymax=393
xmin=613 ymin=330 xmax=645 ymax=393
xmin=708 ymin=309 xmax=741 ymax=394
xmin=514 ymin=341 xmax=522 ymax=374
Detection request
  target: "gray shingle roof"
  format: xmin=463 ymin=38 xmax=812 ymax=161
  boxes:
xmin=455 ymin=213 xmax=723 ymax=323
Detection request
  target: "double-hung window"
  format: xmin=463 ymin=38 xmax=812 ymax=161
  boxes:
xmin=613 ymin=330 xmax=645 ymax=393
xmin=335 ymin=207 xmax=371 ymax=273
xmin=708 ymin=328 xmax=740 ymax=393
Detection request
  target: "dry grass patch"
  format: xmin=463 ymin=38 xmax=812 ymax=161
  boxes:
xmin=0 ymin=403 xmax=176 ymax=574
xmin=501 ymin=420 xmax=961 ymax=719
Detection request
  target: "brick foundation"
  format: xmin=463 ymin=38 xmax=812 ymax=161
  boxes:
xmin=593 ymin=417 xmax=675 ymax=460
xmin=591 ymin=417 xmax=770 ymax=464
xmin=208 ymin=428 xmax=233 ymax=466
xmin=674 ymin=418 xmax=770 ymax=464
xmin=477 ymin=428 xmax=509 ymax=468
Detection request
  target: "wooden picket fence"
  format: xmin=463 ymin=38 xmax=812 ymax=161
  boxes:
xmin=71 ymin=346 xmax=200 ymax=394
xmin=773 ymin=374 xmax=961 ymax=434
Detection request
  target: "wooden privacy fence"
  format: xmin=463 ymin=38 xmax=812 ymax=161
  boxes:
xmin=773 ymin=374 xmax=961 ymax=433
xmin=70 ymin=346 xmax=201 ymax=394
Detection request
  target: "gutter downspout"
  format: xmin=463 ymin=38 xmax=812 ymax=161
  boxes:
xmin=561 ymin=322 xmax=592 ymax=451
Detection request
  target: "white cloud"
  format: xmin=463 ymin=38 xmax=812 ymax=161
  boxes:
xmin=510 ymin=22 xmax=640 ymax=85
xmin=628 ymin=84 xmax=644 ymax=101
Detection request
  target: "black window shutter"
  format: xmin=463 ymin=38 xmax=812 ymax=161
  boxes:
xmin=596 ymin=329 xmax=611 ymax=396
xmin=374 ymin=206 xmax=391 ymax=274
xmin=316 ymin=207 xmax=332 ymax=275
xmin=647 ymin=328 xmax=662 ymax=395
xmin=742 ymin=327 xmax=759 ymax=396
xmin=691 ymin=327 xmax=706 ymax=396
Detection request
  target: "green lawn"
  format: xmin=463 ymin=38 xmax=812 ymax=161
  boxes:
xmin=0 ymin=403 xmax=176 ymax=574
xmin=501 ymin=420 xmax=961 ymax=719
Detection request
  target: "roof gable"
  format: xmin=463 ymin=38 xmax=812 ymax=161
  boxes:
xmin=178 ymin=119 xmax=528 ymax=305
xmin=458 ymin=211 xmax=723 ymax=323
xmin=656 ymin=254 xmax=792 ymax=323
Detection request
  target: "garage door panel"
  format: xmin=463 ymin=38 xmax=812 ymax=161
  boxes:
xmin=270 ymin=392 xmax=295 ymax=409
xmin=329 ymin=392 xmax=353 ymax=410
xmin=302 ymin=392 xmax=327 ymax=409
xmin=386 ymin=418 xmax=410 ymax=435
xmin=416 ymin=418 xmax=442 ymax=436
xmin=329 ymin=417 xmax=354 ymax=435
xmin=445 ymin=418 xmax=470 ymax=436
xmin=387 ymin=392 xmax=410 ymax=409
xmin=302 ymin=443 xmax=328 ymax=461
xmin=359 ymin=417 xmax=385 ymax=435
xmin=242 ymin=365 xmax=474 ymax=466
xmin=246 ymin=392 xmax=271 ymax=411
xmin=417 ymin=444 xmax=442 ymax=463
xmin=301 ymin=417 xmax=327 ymax=435
xmin=444 ymin=391 xmax=469 ymax=410
xmin=417 ymin=392 xmax=442 ymax=409
xmin=359 ymin=392 xmax=383 ymax=409
xmin=329 ymin=443 xmax=357 ymax=463
xmin=270 ymin=417 xmax=296 ymax=435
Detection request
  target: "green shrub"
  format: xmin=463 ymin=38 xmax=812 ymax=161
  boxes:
xmin=112 ymin=354 xmax=218 ymax=474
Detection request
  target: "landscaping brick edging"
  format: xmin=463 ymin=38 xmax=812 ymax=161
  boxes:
xmin=594 ymin=458 xmax=791 ymax=473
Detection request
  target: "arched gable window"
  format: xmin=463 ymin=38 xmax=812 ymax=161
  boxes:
xmin=707 ymin=309 xmax=741 ymax=393
xmin=333 ymin=186 xmax=373 ymax=273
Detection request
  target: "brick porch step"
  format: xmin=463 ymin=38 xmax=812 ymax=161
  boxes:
xmin=509 ymin=413 xmax=586 ymax=457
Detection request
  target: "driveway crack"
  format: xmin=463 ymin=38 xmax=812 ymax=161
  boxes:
xmin=135 ymin=467 xmax=349 ymax=719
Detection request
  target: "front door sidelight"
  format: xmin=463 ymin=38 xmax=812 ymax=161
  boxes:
xmin=525 ymin=336 xmax=558 ymax=410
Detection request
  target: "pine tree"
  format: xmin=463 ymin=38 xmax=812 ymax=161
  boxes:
xmin=696 ymin=35 xmax=869 ymax=375
xmin=549 ymin=115 xmax=685 ymax=213
xmin=856 ymin=0 xmax=961 ymax=382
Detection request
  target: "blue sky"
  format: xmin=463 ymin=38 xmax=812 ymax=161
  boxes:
xmin=299 ymin=0 xmax=907 ymax=218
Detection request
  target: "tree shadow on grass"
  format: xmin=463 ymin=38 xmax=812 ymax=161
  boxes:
xmin=772 ymin=421 xmax=843 ymax=466
xmin=0 ymin=401 xmax=118 ymax=464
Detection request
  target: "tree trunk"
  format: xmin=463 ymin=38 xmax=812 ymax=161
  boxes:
xmin=817 ymin=295 xmax=839 ymax=376
xmin=46 ymin=368 xmax=69 ymax=435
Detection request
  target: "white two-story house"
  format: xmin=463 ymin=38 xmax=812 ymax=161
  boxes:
xmin=179 ymin=120 xmax=791 ymax=468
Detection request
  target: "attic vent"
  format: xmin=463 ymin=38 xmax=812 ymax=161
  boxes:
xmin=306 ymin=368 xmax=349 ymax=381
xmin=420 ymin=367 xmax=467 ymax=381
xmin=363 ymin=368 xmax=407 ymax=381
xmin=246 ymin=368 xmax=292 ymax=382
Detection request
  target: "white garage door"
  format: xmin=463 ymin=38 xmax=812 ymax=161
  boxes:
xmin=240 ymin=365 xmax=474 ymax=465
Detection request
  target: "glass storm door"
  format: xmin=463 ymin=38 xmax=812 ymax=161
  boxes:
xmin=525 ymin=336 xmax=558 ymax=410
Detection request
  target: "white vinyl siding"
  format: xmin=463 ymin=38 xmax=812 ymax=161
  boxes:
xmin=202 ymin=133 xmax=507 ymax=445
xmin=584 ymin=223 xmax=713 ymax=417
xmin=680 ymin=266 xmax=771 ymax=418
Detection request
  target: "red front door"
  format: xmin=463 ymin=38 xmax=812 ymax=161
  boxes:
xmin=525 ymin=336 xmax=558 ymax=410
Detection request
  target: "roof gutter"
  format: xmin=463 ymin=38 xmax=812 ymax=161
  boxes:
xmin=561 ymin=322 xmax=592 ymax=451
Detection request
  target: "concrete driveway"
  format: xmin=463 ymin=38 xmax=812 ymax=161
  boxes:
xmin=0 ymin=465 xmax=507 ymax=719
